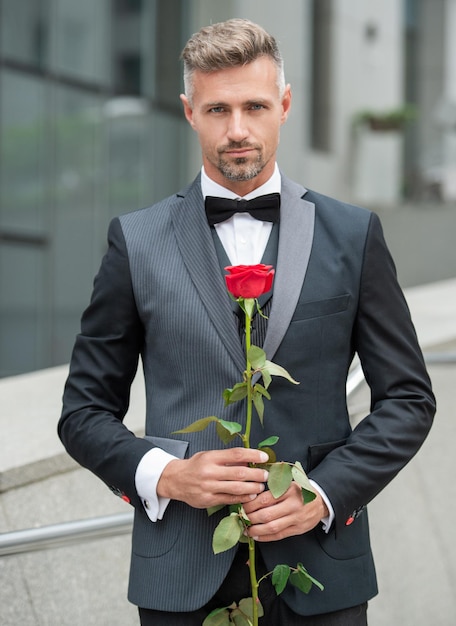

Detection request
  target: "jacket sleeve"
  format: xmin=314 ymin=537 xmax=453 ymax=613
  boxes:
xmin=58 ymin=217 xmax=153 ymax=507
xmin=308 ymin=212 xmax=436 ymax=534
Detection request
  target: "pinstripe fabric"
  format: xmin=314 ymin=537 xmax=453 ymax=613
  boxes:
xmin=211 ymin=220 xmax=279 ymax=348
xmin=120 ymin=182 xmax=245 ymax=610
xmin=117 ymin=173 xmax=316 ymax=610
xmin=120 ymin=180 xmax=245 ymax=432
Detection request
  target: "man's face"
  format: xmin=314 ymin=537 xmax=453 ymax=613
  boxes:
xmin=181 ymin=57 xmax=291 ymax=194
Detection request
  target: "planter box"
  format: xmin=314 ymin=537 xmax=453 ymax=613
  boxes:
xmin=352 ymin=125 xmax=403 ymax=207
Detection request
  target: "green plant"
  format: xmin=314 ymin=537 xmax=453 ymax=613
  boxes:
xmin=354 ymin=105 xmax=416 ymax=131
xmin=174 ymin=264 xmax=323 ymax=626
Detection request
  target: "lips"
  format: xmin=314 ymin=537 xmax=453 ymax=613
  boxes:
xmin=227 ymin=151 xmax=252 ymax=158
xmin=225 ymin=147 xmax=255 ymax=158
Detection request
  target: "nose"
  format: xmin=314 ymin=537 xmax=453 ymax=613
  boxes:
xmin=227 ymin=111 xmax=248 ymax=142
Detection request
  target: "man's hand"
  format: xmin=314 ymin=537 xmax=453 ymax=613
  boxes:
xmin=156 ymin=447 xmax=269 ymax=509
xmin=242 ymin=482 xmax=329 ymax=541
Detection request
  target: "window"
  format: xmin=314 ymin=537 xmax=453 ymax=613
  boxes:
xmin=0 ymin=0 xmax=189 ymax=376
xmin=0 ymin=0 xmax=49 ymax=68
xmin=310 ymin=0 xmax=333 ymax=151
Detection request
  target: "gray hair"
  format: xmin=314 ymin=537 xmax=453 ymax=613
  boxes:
xmin=181 ymin=19 xmax=285 ymax=104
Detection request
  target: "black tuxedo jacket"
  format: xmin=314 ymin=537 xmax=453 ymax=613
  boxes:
xmin=59 ymin=174 xmax=435 ymax=615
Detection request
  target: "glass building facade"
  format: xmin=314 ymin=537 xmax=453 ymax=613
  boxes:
xmin=0 ymin=0 xmax=190 ymax=376
xmin=1 ymin=0 xmax=450 ymax=378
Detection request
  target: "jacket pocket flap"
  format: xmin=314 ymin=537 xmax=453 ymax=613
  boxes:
xmin=307 ymin=438 xmax=347 ymax=472
xmin=293 ymin=294 xmax=350 ymax=321
xmin=144 ymin=435 xmax=189 ymax=459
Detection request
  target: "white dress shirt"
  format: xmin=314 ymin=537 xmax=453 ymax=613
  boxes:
xmin=206 ymin=163 xmax=279 ymax=265
xmin=135 ymin=165 xmax=334 ymax=530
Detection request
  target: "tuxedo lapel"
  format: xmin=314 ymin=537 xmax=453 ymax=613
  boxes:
xmin=263 ymin=175 xmax=315 ymax=362
xmin=257 ymin=223 xmax=278 ymax=310
xmin=170 ymin=177 xmax=246 ymax=372
xmin=169 ymin=174 xmax=315 ymax=371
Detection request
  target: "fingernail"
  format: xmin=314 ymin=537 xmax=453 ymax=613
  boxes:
xmin=249 ymin=494 xmax=257 ymax=500
xmin=259 ymin=451 xmax=269 ymax=463
xmin=263 ymin=470 xmax=269 ymax=482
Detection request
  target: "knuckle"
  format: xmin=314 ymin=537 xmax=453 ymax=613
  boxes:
xmin=229 ymin=483 xmax=242 ymax=496
xmin=268 ymin=520 xmax=280 ymax=534
xmin=233 ymin=467 xmax=246 ymax=480
xmin=199 ymin=467 xmax=211 ymax=481
xmin=231 ymin=447 xmax=245 ymax=461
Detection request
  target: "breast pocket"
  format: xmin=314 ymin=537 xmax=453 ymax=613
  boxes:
xmin=292 ymin=294 xmax=350 ymax=321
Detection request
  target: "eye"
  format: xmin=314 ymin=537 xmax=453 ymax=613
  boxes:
xmin=249 ymin=103 xmax=266 ymax=111
xmin=208 ymin=106 xmax=225 ymax=114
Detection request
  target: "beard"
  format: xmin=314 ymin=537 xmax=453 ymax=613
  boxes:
xmin=216 ymin=144 xmax=265 ymax=182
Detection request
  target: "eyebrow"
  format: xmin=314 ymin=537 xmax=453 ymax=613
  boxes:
xmin=202 ymin=98 xmax=272 ymax=108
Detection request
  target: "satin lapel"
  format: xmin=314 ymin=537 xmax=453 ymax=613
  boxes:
xmin=262 ymin=175 xmax=315 ymax=362
xmin=256 ymin=224 xmax=278 ymax=310
xmin=170 ymin=177 xmax=246 ymax=372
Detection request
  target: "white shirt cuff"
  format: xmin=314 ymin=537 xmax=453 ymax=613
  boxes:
xmin=135 ymin=447 xmax=177 ymax=522
xmin=309 ymin=479 xmax=335 ymax=533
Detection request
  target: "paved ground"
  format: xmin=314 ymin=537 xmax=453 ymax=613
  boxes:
xmin=1 ymin=204 xmax=455 ymax=625
xmin=350 ymin=336 xmax=456 ymax=626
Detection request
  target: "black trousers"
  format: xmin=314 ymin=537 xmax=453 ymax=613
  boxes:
xmin=138 ymin=546 xmax=368 ymax=625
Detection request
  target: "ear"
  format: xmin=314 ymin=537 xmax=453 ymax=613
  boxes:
xmin=280 ymin=84 xmax=292 ymax=125
xmin=180 ymin=94 xmax=196 ymax=129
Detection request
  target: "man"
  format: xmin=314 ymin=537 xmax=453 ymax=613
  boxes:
xmin=58 ymin=18 xmax=435 ymax=625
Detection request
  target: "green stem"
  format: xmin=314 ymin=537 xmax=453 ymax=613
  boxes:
xmin=244 ymin=307 xmax=253 ymax=449
xmin=248 ymin=537 xmax=259 ymax=626
xmin=243 ymin=302 xmax=259 ymax=624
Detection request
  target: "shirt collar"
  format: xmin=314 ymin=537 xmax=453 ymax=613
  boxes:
xmin=201 ymin=164 xmax=281 ymax=200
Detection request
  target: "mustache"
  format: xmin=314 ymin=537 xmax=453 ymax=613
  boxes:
xmin=218 ymin=141 xmax=260 ymax=153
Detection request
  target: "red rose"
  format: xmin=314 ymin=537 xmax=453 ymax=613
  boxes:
xmin=224 ymin=264 xmax=275 ymax=299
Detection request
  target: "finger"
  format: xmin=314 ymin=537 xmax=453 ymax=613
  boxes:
xmin=188 ymin=452 xmax=268 ymax=483
xmin=219 ymin=447 xmax=270 ymax=466
xmin=243 ymin=491 xmax=275 ymax=515
xmin=247 ymin=502 xmax=323 ymax=538
xmin=247 ymin=514 xmax=296 ymax=541
xmin=216 ymin=465 xmax=269 ymax=484
xmin=215 ymin=477 xmax=267 ymax=498
xmin=222 ymin=491 xmax=266 ymax=506
xmin=245 ymin=498 xmax=291 ymax=525
xmin=200 ymin=483 xmax=267 ymax=508
xmin=183 ymin=479 xmax=266 ymax=508
xmin=249 ymin=527 xmax=298 ymax=542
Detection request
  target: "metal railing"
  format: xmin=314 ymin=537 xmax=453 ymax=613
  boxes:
xmin=0 ymin=512 xmax=133 ymax=557
xmin=1 ymin=352 xmax=454 ymax=558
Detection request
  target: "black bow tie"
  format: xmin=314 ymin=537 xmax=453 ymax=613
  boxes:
xmin=205 ymin=193 xmax=280 ymax=226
